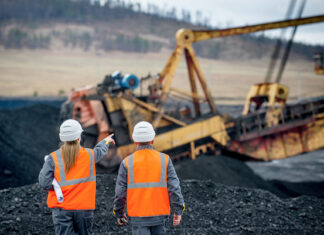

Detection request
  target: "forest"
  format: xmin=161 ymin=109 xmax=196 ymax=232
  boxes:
xmin=0 ymin=0 xmax=323 ymax=60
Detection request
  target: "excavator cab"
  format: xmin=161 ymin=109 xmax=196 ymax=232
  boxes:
xmin=314 ymin=52 xmax=324 ymax=75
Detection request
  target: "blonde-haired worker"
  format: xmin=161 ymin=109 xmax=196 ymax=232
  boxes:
xmin=39 ymin=119 xmax=115 ymax=235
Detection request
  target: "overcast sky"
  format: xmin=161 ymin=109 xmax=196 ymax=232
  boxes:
xmin=117 ymin=0 xmax=324 ymax=45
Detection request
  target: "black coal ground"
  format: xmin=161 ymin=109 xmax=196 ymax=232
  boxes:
xmin=0 ymin=103 xmax=324 ymax=234
xmin=0 ymin=104 xmax=60 ymax=189
xmin=175 ymin=155 xmax=324 ymax=198
xmin=1 ymin=175 xmax=323 ymax=235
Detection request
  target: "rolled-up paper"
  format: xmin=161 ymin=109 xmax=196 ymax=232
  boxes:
xmin=52 ymin=178 xmax=64 ymax=203
xmin=44 ymin=155 xmax=64 ymax=203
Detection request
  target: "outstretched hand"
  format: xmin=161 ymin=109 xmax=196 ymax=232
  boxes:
xmin=104 ymin=134 xmax=115 ymax=145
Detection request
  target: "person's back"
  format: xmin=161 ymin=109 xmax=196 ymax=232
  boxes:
xmin=39 ymin=119 xmax=115 ymax=235
xmin=114 ymin=121 xmax=185 ymax=235
xmin=125 ymin=148 xmax=170 ymax=217
xmin=47 ymin=146 xmax=96 ymax=210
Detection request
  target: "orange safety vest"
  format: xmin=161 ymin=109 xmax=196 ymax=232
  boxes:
xmin=47 ymin=147 xmax=96 ymax=210
xmin=125 ymin=149 xmax=170 ymax=217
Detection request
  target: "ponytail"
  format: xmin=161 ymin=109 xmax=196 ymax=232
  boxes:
xmin=61 ymin=140 xmax=80 ymax=173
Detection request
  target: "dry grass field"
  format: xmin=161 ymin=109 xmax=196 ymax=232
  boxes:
xmin=0 ymin=48 xmax=323 ymax=104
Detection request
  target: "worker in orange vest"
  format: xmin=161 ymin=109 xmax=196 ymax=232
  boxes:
xmin=39 ymin=119 xmax=115 ymax=235
xmin=113 ymin=121 xmax=185 ymax=235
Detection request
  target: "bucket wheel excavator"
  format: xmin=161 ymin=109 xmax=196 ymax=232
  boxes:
xmin=60 ymin=14 xmax=324 ymax=171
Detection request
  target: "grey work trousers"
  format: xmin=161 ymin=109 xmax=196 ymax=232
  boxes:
xmin=131 ymin=224 xmax=166 ymax=235
xmin=52 ymin=208 xmax=94 ymax=235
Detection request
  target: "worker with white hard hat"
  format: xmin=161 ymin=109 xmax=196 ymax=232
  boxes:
xmin=113 ymin=121 xmax=185 ymax=235
xmin=39 ymin=119 xmax=115 ymax=235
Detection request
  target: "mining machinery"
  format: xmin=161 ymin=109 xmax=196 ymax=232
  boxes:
xmin=314 ymin=52 xmax=324 ymax=75
xmin=60 ymin=14 xmax=324 ymax=170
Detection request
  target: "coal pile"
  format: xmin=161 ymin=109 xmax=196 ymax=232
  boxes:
xmin=1 ymin=174 xmax=323 ymax=234
xmin=175 ymin=155 xmax=324 ymax=198
xmin=0 ymin=97 xmax=65 ymax=109
xmin=0 ymin=104 xmax=60 ymax=189
xmin=175 ymin=155 xmax=275 ymax=189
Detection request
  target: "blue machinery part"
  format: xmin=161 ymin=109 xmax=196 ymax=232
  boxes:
xmin=111 ymin=71 xmax=139 ymax=90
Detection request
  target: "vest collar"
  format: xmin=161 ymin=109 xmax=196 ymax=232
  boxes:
xmin=136 ymin=145 xmax=154 ymax=151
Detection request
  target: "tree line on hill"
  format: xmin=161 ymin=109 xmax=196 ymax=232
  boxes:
xmin=0 ymin=0 xmax=323 ymax=60
xmin=0 ymin=27 xmax=164 ymax=52
xmin=0 ymin=0 xmax=191 ymax=52
xmin=1 ymin=28 xmax=51 ymax=49
xmin=0 ymin=0 xmax=208 ymax=26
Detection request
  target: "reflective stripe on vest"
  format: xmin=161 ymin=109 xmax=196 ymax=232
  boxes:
xmin=51 ymin=148 xmax=96 ymax=187
xmin=127 ymin=153 xmax=167 ymax=189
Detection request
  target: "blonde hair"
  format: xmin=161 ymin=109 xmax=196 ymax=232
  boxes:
xmin=61 ymin=140 xmax=80 ymax=173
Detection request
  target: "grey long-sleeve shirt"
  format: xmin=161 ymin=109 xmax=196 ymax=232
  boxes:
xmin=38 ymin=140 xmax=109 ymax=190
xmin=113 ymin=145 xmax=184 ymax=226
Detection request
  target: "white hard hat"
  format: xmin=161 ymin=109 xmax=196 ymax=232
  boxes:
xmin=59 ymin=119 xmax=83 ymax=142
xmin=132 ymin=121 xmax=155 ymax=143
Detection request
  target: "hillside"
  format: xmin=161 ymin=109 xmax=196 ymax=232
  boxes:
xmin=0 ymin=0 xmax=323 ymax=61
xmin=0 ymin=0 xmax=323 ymax=99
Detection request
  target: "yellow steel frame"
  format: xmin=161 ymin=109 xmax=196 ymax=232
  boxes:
xmin=117 ymin=115 xmax=229 ymax=160
xmin=153 ymin=14 xmax=324 ymax=131
xmin=115 ymin=15 xmax=324 ymax=160
xmin=152 ymin=44 xmax=217 ymax=128
xmin=154 ymin=115 xmax=228 ymax=150
xmin=242 ymin=83 xmax=289 ymax=115
xmin=118 ymin=94 xmax=228 ymax=159
xmin=190 ymin=15 xmax=324 ymax=42
xmin=315 ymin=67 xmax=324 ymax=75
xmin=154 ymin=15 xmax=324 ymax=120
xmin=314 ymin=52 xmax=324 ymax=75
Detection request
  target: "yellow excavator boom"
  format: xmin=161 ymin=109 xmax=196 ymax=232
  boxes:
xmin=180 ymin=14 xmax=324 ymax=44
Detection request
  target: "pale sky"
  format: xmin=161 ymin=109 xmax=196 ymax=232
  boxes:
xmin=102 ymin=0 xmax=324 ymax=45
